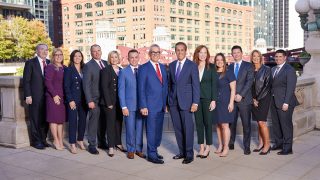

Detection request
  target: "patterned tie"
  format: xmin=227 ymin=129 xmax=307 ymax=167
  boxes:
xmin=175 ymin=62 xmax=182 ymax=80
xmin=234 ymin=63 xmax=239 ymax=79
xmin=99 ymin=61 xmax=104 ymax=69
xmin=273 ymin=66 xmax=280 ymax=78
xmin=155 ymin=64 xmax=163 ymax=84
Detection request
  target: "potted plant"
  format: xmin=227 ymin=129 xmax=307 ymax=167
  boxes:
xmin=299 ymin=51 xmax=311 ymax=66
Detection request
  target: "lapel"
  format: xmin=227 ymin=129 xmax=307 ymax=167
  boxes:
xmin=33 ymin=57 xmax=44 ymax=78
xmin=273 ymin=63 xmax=287 ymax=80
xmin=237 ymin=61 xmax=245 ymax=78
xmin=160 ymin=63 xmax=167 ymax=84
xmin=148 ymin=61 xmax=163 ymax=84
xmin=171 ymin=60 xmax=178 ymax=82
xmin=200 ymin=67 xmax=209 ymax=83
xmin=71 ymin=65 xmax=81 ymax=80
xmin=90 ymin=59 xmax=101 ymax=70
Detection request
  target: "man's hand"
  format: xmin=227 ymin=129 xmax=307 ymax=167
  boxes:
xmin=165 ymin=106 xmax=168 ymax=113
xmin=140 ymin=108 xmax=148 ymax=116
xmin=88 ymin=102 xmax=95 ymax=109
xmin=108 ymin=105 xmax=113 ymax=109
xmin=122 ymin=108 xmax=129 ymax=116
xmin=69 ymin=101 xmax=76 ymax=110
xmin=282 ymin=104 xmax=289 ymax=112
xmin=25 ymin=97 xmax=32 ymax=105
xmin=190 ymin=103 xmax=198 ymax=113
xmin=253 ymin=99 xmax=259 ymax=107
xmin=209 ymin=101 xmax=216 ymax=111
xmin=235 ymin=94 xmax=242 ymax=102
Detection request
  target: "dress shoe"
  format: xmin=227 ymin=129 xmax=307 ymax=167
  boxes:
xmin=271 ymin=145 xmax=282 ymax=151
xmin=173 ymin=154 xmax=185 ymax=160
xmin=116 ymin=145 xmax=127 ymax=153
xmin=277 ymin=150 xmax=293 ymax=155
xmin=32 ymin=143 xmax=45 ymax=150
xmin=98 ymin=144 xmax=108 ymax=150
xmin=201 ymin=151 xmax=210 ymax=159
xmin=88 ymin=147 xmax=99 ymax=155
xmin=148 ymin=158 xmax=164 ymax=164
xmin=77 ymin=141 xmax=86 ymax=150
xmin=127 ymin=152 xmax=134 ymax=159
xmin=253 ymin=146 xmax=264 ymax=152
xmin=157 ymin=153 xmax=163 ymax=160
xmin=182 ymin=157 xmax=194 ymax=164
xmin=228 ymin=144 xmax=234 ymax=150
xmin=259 ymin=147 xmax=271 ymax=155
xmin=196 ymin=154 xmax=202 ymax=158
xmin=135 ymin=152 xmax=146 ymax=159
xmin=43 ymin=142 xmax=50 ymax=147
xmin=244 ymin=149 xmax=251 ymax=155
xmin=108 ymin=148 xmax=114 ymax=157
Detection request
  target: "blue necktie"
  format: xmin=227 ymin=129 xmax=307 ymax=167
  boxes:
xmin=175 ymin=62 xmax=182 ymax=80
xmin=234 ymin=63 xmax=239 ymax=79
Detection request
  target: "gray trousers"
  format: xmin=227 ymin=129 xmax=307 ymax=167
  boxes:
xmin=87 ymin=106 xmax=100 ymax=148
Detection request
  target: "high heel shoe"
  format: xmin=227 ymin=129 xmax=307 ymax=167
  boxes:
xmin=108 ymin=148 xmax=114 ymax=157
xmin=70 ymin=146 xmax=77 ymax=154
xmin=253 ymin=145 xmax=264 ymax=152
xmin=259 ymin=147 xmax=271 ymax=155
xmin=214 ymin=147 xmax=223 ymax=154
xmin=115 ymin=145 xmax=127 ymax=153
xmin=77 ymin=141 xmax=86 ymax=150
xmin=201 ymin=151 xmax=210 ymax=159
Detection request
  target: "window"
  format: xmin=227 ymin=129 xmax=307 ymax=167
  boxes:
xmin=195 ymin=36 xmax=199 ymax=41
xmin=106 ymin=9 xmax=114 ymax=15
xmin=187 ymin=35 xmax=192 ymax=41
xmin=178 ymin=0 xmax=184 ymax=6
xmin=75 ymin=4 xmax=82 ymax=10
xmin=170 ymin=8 xmax=176 ymax=14
xmin=96 ymin=10 xmax=103 ymax=16
xmin=85 ymin=3 xmax=92 ymax=9
xmin=171 ymin=34 xmax=176 ymax=40
xmin=187 ymin=10 xmax=192 ymax=16
xmin=63 ymin=7 xmax=69 ymax=12
xmin=170 ymin=0 xmax=176 ymax=5
xmin=205 ymin=5 xmax=210 ymax=11
xmin=221 ymin=8 xmax=225 ymax=13
xmin=106 ymin=0 xmax=114 ymax=6
xmin=179 ymin=18 xmax=184 ymax=23
xmin=233 ymin=10 xmax=237 ymax=15
xmin=215 ymin=7 xmax=219 ymax=12
xmin=187 ymin=19 xmax=192 ymax=24
xmin=194 ymin=12 xmax=199 ymax=17
xmin=205 ymin=21 xmax=210 ymax=26
xmin=170 ymin=17 xmax=176 ymax=22
xmin=75 ymin=30 xmax=83 ymax=35
xmin=95 ymin=1 xmax=103 ymax=7
xmin=195 ymin=28 xmax=199 ymax=33
xmin=85 ymin=29 xmax=93 ymax=34
xmin=75 ymin=13 xmax=82 ymax=18
xmin=75 ymin=21 xmax=83 ymax=27
xmin=227 ymin=9 xmax=231 ymax=14
xmin=186 ymin=2 xmax=192 ymax=7
xmin=117 ymin=0 xmax=126 ymax=4
xmin=194 ymin=3 xmax=199 ymax=9
xmin=85 ymin=20 xmax=93 ymax=26
xmin=85 ymin=12 xmax=93 ymax=17
xmin=194 ymin=20 xmax=199 ymax=25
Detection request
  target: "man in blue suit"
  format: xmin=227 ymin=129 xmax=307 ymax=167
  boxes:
xmin=138 ymin=44 xmax=168 ymax=164
xmin=168 ymin=42 xmax=200 ymax=164
xmin=118 ymin=49 xmax=146 ymax=159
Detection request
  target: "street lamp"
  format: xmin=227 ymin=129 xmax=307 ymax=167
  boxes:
xmin=295 ymin=0 xmax=320 ymax=31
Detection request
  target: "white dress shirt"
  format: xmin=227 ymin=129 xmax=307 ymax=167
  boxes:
xmin=94 ymin=59 xmax=105 ymax=68
xmin=150 ymin=60 xmax=162 ymax=76
xmin=176 ymin=57 xmax=187 ymax=72
xmin=233 ymin=60 xmax=243 ymax=73
xmin=37 ymin=56 xmax=46 ymax=75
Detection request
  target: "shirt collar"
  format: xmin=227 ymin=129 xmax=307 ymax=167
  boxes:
xmin=130 ymin=65 xmax=138 ymax=72
xmin=235 ymin=60 xmax=243 ymax=66
xmin=37 ymin=55 xmax=46 ymax=62
xmin=277 ymin=61 xmax=286 ymax=69
xmin=177 ymin=57 xmax=187 ymax=65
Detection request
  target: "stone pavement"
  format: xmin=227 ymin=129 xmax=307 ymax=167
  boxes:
xmin=1 ymin=131 xmax=320 ymax=180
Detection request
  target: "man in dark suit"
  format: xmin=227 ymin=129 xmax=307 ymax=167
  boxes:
xmin=270 ymin=49 xmax=298 ymax=155
xmin=23 ymin=43 xmax=50 ymax=149
xmin=138 ymin=44 xmax=168 ymax=164
xmin=168 ymin=42 xmax=200 ymax=164
xmin=228 ymin=45 xmax=254 ymax=155
xmin=82 ymin=44 xmax=107 ymax=154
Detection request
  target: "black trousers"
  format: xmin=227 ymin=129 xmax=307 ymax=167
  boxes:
xmin=102 ymin=105 xmax=123 ymax=148
xmin=28 ymin=98 xmax=48 ymax=145
xmin=97 ymin=106 xmax=107 ymax=147
xmin=229 ymin=103 xmax=252 ymax=150
xmin=270 ymin=98 xmax=294 ymax=151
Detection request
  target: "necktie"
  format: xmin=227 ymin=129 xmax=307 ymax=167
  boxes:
xmin=273 ymin=66 xmax=280 ymax=78
xmin=155 ymin=64 xmax=163 ymax=83
xmin=42 ymin=60 xmax=46 ymax=75
xmin=99 ymin=61 xmax=104 ymax=69
xmin=234 ymin=63 xmax=239 ymax=79
xmin=134 ymin=67 xmax=138 ymax=78
xmin=175 ymin=62 xmax=182 ymax=80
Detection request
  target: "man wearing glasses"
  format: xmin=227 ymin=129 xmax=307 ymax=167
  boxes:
xmin=138 ymin=44 xmax=168 ymax=164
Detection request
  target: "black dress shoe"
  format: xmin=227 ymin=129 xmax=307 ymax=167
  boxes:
xmin=88 ymin=147 xmax=99 ymax=155
xmin=277 ymin=150 xmax=293 ymax=155
xmin=271 ymin=145 xmax=282 ymax=151
xmin=157 ymin=154 xmax=163 ymax=160
xmin=32 ymin=143 xmax=45 ymax=150
xmin=148 ymin=158 xmax=164 ymax=164
xmin=173 ymin=154 xmax=185 ymax=160
xmin=229 ymin=144 xmax=234 ymax=150
xmin=244 ymin=149 xmax=251 ymax=155
xmin=253 ymin=146 xmax=264 ymax=152
xmin=182 ymin=157 xmax=194 ymax=164
xmin=200 ymin=151 xmax=210 ymax=159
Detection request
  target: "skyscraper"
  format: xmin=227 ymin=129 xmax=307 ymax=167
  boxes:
xmin=273 ymin=0 xmax=289 ymax=48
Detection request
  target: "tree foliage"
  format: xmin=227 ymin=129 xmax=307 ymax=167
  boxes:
xmin=0 ymin=15 xmax=52 ymax=61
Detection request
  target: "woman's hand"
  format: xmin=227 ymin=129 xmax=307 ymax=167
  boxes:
xmin=209 ymin=101 xmax=216 ymax=111
xmin=228 ymin=102 xmax=234 ymax=113
xmin=53 ymin=95 xmax=61 ymax=105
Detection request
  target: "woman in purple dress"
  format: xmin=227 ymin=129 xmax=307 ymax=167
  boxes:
xmin=45 ymin=48 xmax=66 ymax=150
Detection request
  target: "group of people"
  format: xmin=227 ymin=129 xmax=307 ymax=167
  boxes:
xmin=23 ymin=42 xmax=298 ymax=165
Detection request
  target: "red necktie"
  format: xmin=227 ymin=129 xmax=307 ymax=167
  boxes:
xmin=42 ymin=60 xmax=46 ymax=68
xmin=156 ymin=64 xmax=163 ymax=84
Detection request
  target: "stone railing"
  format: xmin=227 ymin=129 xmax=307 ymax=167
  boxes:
xmin=0 ymin=76 xmax=318 ymax=148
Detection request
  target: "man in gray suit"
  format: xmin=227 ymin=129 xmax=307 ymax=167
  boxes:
xmin=270 ymin=49 xmax=298 ymax=155
xmin=228 ymin=45 xmax=254 ymax=155
xmin=83 ymin=44 xmax=107 ymax=154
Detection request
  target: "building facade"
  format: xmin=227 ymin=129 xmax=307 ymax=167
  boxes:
xmin=273 ymin=0 xmax=288 ymax=48
xmin=61 ymin=0 xmax=254 ymax=60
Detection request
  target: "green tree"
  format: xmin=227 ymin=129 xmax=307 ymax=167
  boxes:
xmin=0 ymin=16 xmax=16 ymax=62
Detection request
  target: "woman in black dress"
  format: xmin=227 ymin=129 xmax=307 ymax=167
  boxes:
xmin=214 ymin=53 xmax=236 ymax=157
xmin=251 ymin=50 xmax=272 ymax=155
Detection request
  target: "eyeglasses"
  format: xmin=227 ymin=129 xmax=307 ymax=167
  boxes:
xmin=150 ymin=51 xmax=161 ymax=55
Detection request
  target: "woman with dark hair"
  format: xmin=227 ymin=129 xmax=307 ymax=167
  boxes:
xmin=193 ymin=45 xmax=218 ymax=158
xmin=100 ymin=51 xmax=126 ymax=157
xmin=63 ymin=50 xmax=87 ymax=154
xmin=214 ymin=53 xmax=236 ymax=157
xmin=251 ymin=50 xmax=272 ymax=155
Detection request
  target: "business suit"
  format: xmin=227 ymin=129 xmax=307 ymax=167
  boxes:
xmin=168 ymin=59 xmax=200 ymax=159
xmin=229 ymin=61 xmax=254 ymax=151
xmin=118 ymin=65 xmax=143 ymax=153
xmin=64 ymin=65 xmax=87 ymax=144
xmin=23 ymin=57 xmax=50 ymax=146
xmin=138 ymin=61 xmax=168 ymax=160
xmin=271 ymin=63 xmax=298 ymax=152
xmin=82 ymin=59 xmax=107 ymax=148
xmin=194 ymin=64 xmax=218 ymax=145
xmin=100 ymin=65 xmax=123 ymax=148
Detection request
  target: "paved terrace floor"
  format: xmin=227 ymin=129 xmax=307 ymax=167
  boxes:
xmin=1 ymin=131 xmax=320 ymax=180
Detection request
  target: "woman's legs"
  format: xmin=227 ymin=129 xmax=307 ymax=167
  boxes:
xmin=220 ymin=123 xmax=230 ymax=157
xmin=50 ymin=123 xmax=61 ymax=150
xmin=57 ymin=124 xmax=64 ymax=149
xmin=215 ymin=125 xmax=223 ymax=153
xmin=258 ymin=121 xmax=270 ymax=152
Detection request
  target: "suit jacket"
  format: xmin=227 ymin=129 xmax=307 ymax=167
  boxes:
xmin=100 ymin=65 xmax=121 ymax=107
xmin=228 ymin=61 xmax=254 ymax=105
xmin=168 ymin=59 xmax=200 ymax=110
xmin=200 ymin=64 xmax=218 ymax=101
xmin=63 ymin=65 xmax=85 ymax=104
xmin=118 ymin=65 xmax=138 ymax=111
xmin=271 ymin=63 xmax=299 ymax=109
xmin=23 ymin=57 xmax=50 ymax=102
xmin=138 ymin=61 xmax=168 ymax=112
xmin=82 ymin=59 xmax=107 ymax=104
